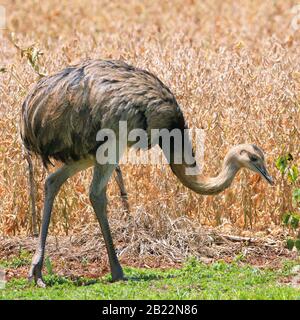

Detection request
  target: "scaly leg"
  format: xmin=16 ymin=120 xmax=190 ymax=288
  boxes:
xmin=114 ymin=165 xmax=130 ymax=213
xmin=89 ymin=163 xmax=124 ymax=281
xmin=29 ymin=159 xmax=92 ymax=287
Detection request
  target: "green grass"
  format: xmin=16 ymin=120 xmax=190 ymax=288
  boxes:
xmin=0 ymin=258 xmax=299 ymax=300
xmin=0 ymin=250 xmax=31 ymax=269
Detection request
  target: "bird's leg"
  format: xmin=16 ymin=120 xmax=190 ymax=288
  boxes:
xmin=24 ymin=150 xmax=38 ymax=237
xmin=114 ymin=165 xmax=130 ymax=214
xmin=89 ymin=163 xmax=124 ymax=281
xmin=29 ymin=160 xmax=92 ymax=287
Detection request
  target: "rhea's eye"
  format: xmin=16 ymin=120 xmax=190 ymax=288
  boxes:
xmin=250 ymin=156 xmax=258 ymax=162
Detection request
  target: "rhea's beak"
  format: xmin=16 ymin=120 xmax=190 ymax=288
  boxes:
xmin=255 ymin=165 xmax=274 ymax=185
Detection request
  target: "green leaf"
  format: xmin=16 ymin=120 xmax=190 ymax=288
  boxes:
xmin=292 ymin=189 xmax=300 ymax=204
xmin=287 ymin=239 xmax=295 ymax=250
xmin=275 ymin=154 xmax=294 ymax=175
xmin=288 ymin=165 xmax=299 ymax=183
xmin=295 ymin=239 xmax=300 ymax=251
xmin=282 ymin=212 xmax=291 ymax=225
xmin=275 ymin=156 xmax=287 ymax=174
xmin=290 ymin=215 xmax=300 ymax=230
xmin=45 ymin=257 xmax=53 ymax=276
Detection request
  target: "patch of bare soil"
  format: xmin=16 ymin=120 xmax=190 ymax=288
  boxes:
xmin=0 ymin=212 xmax=298 ymax=280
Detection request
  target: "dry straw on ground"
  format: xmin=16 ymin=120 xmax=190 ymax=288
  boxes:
xmin=0 ymin=0 xmax=300 ymax=242
xmin=1 ymin=211 xmax=296 ymax=279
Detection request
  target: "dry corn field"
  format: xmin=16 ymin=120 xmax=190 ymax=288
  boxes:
xmin=0 ymin=0 xmax=300 ymax=266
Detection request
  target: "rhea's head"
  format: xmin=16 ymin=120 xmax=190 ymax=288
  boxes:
xmin=225 ymin=144 xmax=274 ymax=185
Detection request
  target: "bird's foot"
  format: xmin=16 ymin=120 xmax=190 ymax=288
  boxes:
xmin=28 ymin=257 xmax=46 ymax=288
xmin=111 ymin=266 xmax=125 ymax=282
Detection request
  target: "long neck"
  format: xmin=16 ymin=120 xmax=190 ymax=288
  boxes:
xmin=169 ymin=155 xmax=239 ymax=195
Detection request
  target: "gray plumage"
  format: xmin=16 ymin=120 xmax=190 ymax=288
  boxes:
xmin=21 ymin=59 xmax=185 ymax=167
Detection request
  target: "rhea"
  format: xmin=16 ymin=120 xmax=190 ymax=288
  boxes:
xmin=21 ymin=59 xmax=273 ymax=287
